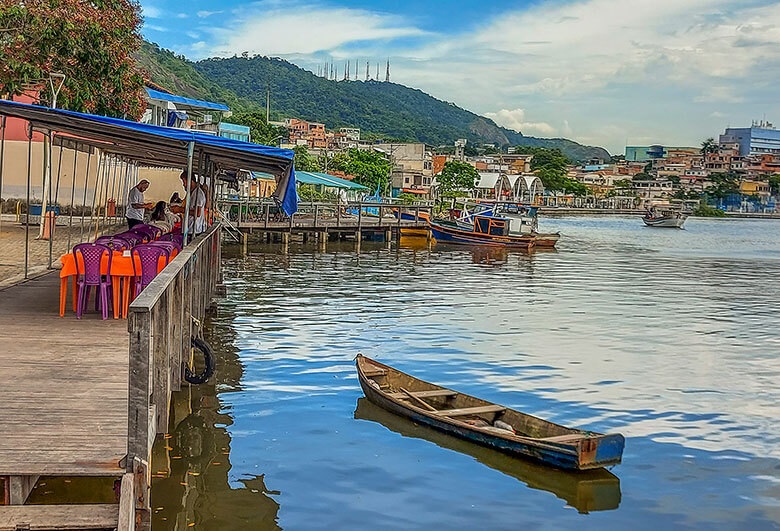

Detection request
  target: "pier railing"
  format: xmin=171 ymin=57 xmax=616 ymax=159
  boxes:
xmin=218 ymin=199 xmax=432 ymax=229
xmin=126 ymin=224 xmax=221 ymax=505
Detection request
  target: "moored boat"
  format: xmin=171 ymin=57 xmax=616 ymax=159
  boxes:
xmin=428 ymin=216 xmax=536 ymax=249
xmin=354 ymin=397 xmax=622 ymax=513
xmin=356 ymin=355 xmax=625 ymax=471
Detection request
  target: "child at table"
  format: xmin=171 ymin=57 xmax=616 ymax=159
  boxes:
xmin=149 ymin=201 xmax=180 ymax=233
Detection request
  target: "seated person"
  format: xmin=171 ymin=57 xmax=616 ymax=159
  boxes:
xmin=148 ymin=201 xmax=181 ymax=233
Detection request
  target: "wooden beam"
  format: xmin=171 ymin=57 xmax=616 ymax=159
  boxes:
xmin=0 ymin=504 xmax=117 ymax=531
xmin=117 ymin=473 xmax=135 ymax=531
xmin=432 ymin=405 xmax=506 ymax=417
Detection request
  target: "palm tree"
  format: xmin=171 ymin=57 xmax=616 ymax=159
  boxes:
xmin=700 ymin=138 xmax=717 ymax=156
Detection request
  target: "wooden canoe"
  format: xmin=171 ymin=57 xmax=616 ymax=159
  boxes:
xmin=356 ymin=355 xmax=624 ymax=471
xmin=354 ymin=397 xmax=621 ymax=513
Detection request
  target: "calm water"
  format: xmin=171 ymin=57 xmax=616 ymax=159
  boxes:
xmin=152 ymin=216 xmax=780 ymax=530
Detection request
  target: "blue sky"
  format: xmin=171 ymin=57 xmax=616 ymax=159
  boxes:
xmin=140 ymin=0 xmax=780 ymax=154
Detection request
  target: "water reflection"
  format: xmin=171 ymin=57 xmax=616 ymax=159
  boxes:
xmin=151 ymin=322 xmax=281 ymax=530
xmin=354 ymin=398 xmax=621 ymax=514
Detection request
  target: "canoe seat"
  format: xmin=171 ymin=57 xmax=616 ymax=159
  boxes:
xmin=433 ymin=405 xmax=506 ymax=417
xmin=540 ymin=434 xmax=584 ymax=443
xmin=362 ymin=368 xmax=387 ymax=378
xmin=388 ymin=389 xmax=458 ymax=400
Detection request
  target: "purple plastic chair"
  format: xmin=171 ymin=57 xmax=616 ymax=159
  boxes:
xmin=131 ymin=224 xmax=162 ymax=241
xmin=147 ymin=241 xmax=177 ymax=261
xmin=131 ymin=244 xmax=167 ymax=297
xmin=95 ymin=235 xmax=130 ymax=251
xmin=160 ymin=232 xmax=184 ymax=248
xmin=72 ymin=242 xmax=113 ymax=319
xmin=115 ymin=232 xmax=143 ymax=246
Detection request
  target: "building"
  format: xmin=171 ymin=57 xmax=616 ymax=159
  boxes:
xmin=285 ymin=118 xmax=328 ymax=149
xmin=373 ymin=143 xmax=434 ymax=196
xmin=625 ymin=145 xmax=699 ymax=162
xmin=719 ymin=121 xmax=780 ymax=157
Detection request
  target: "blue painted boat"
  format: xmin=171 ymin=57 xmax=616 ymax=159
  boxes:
xmin=356 ymin=355 xmax=625 ymax=471
xmin=428 ymin=217 xmax=536 ymax=249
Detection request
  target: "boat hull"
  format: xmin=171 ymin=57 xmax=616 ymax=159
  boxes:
xmin=642 ymin=216 xmax=686 ymax=228
xmin=533 ymin=232 xmax=560 ymax=248
xmin=356 ymin=355 xmax=624 ymax=471
xmin=429 ymin=220 xmax=535 ymax=250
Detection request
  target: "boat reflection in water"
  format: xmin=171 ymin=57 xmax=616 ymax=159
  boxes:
xmin=354 ymin=398 xmax=621 ymax=514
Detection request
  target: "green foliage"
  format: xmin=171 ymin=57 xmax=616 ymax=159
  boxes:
xmin=297 ymin=184 xmax=334 ymax=202
xmin=693 ymin=202 xmax=726 ymax=217
xmin=768 ymin=174 xmax=780 ymax=195
xmin=708 ymin=171 xmax=741 ymax=199
xmin=509 ymin=147 xmax=585 ymax=195
xmin=614 ymin=179 xmax=633 ymax=189
xmin=437 ymin=160 xmax=479 ymax=197
xmin=0 ymin=0 xmax=146 ymax=117
xmin=396 ymin=193 xmax=421 ymax=205
xmin=700 ymin=137 xmax=717 ymax=155
xmin=229 ymin=111 xmax=286 ymax=145
xmin=292 ymin=145 xmax=318 ymax=172
xmin=329 ymin=149 xmax=391 ymax=193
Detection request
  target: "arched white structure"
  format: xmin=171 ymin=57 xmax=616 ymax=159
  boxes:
xmin=511 ymin=174 xmax=545 ymax=202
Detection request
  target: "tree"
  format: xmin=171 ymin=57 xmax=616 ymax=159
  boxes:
xmin=436 ymin=160 xmax=479 ymax=198
xmin=230 ymin=111 xmax=286 ymax=145
xmin=768 ymin=174 xmax=780 ymax=196
xmin=292 ymin=145 xmax=318 ymax=172
xmin=0 ymin=0 xmax=145 ymax=117
xmin=707 ymin=171 xmax=741 ymax=199
xmin=329 ymin=148 xmax=391 ymax=192
xmin=700 ymin=137 xmax=717 ymax=156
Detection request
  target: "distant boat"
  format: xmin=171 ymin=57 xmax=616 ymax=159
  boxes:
xmin=356 ymin=355 xmax=625 ymax=471
xmin=642 ymin=205 xmax=687 ymax=228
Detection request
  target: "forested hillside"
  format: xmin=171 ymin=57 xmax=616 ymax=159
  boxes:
xmin=136 ymin=43 xmax=610 ymax=161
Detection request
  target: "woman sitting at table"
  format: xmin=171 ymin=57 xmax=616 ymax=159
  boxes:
xmin=148 ymin=201 xmax=181 ymax=233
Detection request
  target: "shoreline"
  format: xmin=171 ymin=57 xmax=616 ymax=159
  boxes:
xmin=539 ymin=208 xmax=780 ymax=219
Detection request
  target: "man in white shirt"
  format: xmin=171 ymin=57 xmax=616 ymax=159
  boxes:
xmin=180 ymin=173 xmax=207 ymax=236
xmin=126 ymin=180 xmax=151 ymax=228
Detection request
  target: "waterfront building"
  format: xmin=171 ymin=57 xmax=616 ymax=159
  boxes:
xmin=625 ymin=145 xmax=699 ymax=162
xmin=373 ymin=142 xmax=434 ymax=197
xmin=719 ymin=121 xmax=780 ymax=157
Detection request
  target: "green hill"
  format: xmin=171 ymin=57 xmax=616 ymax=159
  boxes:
xmin=137 ymin=44 xmax=610 ymax=161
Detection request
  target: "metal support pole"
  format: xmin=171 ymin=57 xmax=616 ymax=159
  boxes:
xmin=48 ymin=139 xmax=65 ymax=267
xmin=182 ymin=141 xmax=194 ymax=244
xmin=0 ymin=116 xmax=5 ymax=235
xmin=24 ymin=125 xmax=32 ymax=279
xmin=67 ymin=143 xmax=78 ymax=250
xmin=80 ymin=149 xmax=93 ymax=242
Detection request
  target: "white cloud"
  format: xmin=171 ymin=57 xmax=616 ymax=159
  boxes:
xmin=197 ymin=10 xmax=223 ymax=18
xmin=209 ymin=6 xmax=426 ymax=57
xmin=483 ymin=108 xmax=556 ymax=136
xmin=172 ymin=0 xmax=780 ymax=153
xmin=141 ymin=3 xmax=162 ymax=19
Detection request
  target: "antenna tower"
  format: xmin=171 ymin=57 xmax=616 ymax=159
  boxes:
xmin=385 ymin=59 xmax=390 ymax=82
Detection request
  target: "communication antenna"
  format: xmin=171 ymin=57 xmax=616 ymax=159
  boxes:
xmin=385 ymin=59 xmax=390 ymax=82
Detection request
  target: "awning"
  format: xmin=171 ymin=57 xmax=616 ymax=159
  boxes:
xmin=401 ymin=188 xmax=428 ymax=194
xmin=0 ymin=99 xmax=298 ymax=215
xmin=296 ymin=171 xmax=369 ymax=190
xmin=145 ymin=88 xmax=229 ymax=112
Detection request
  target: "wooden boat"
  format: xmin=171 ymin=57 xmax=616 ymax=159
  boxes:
xmin=642 ymin=203 xmax=687 ymax=228
xmin=356 ymin=355 xmax=625 ymax=471
xmin=354 ymin=397 xmax=621 ymax=513
xmin=393 ymin=208 xmax=431 ymax=238
xmin=642 ymin=213 xmax=686 ymax=228
xmin=532 ymin=232 xmax=561 ymax=248
xmin=428 ymin=218 xmax=535 ymax=250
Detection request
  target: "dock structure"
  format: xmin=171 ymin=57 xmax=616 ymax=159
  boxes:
xmin=0 ymin=226 xmax=221 ymax=530
xmin=0 ymin=100 xmax=294 ymax=530
xmin=220 ymin=199 xmax=431 ymax=244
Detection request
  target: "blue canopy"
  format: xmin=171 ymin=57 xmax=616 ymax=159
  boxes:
xmin=0 ymin=99 xmax=298 ymax=215
xmin=296 ymin=171 xmax=369 ymax=190
xmin=145 ymin=87 xmax=229 ymax=112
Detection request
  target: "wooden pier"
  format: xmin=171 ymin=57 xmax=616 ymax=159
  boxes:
xmin=0 ymin=226 xmax=221 ymax=530
xmin=220 ymin=199 xmax=431 ymax=241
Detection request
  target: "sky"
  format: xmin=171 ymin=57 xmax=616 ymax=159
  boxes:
xmin=140 ymin=0 xmax=780 ymax=155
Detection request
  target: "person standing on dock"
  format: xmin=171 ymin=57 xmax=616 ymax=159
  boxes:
xmin=180 ymin=172 xmax=207 ymax=236
xmin=126 ymin=179 xmax=152 ymax=229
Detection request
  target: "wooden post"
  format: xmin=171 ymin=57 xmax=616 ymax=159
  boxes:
xmin=242 ymin=232 xmax=248 ymax=256
xmin=7 ymin=475 xmax=39 ymax=504
xmin=355 ymin=231 xmax=362 ymax=252
xmin=319 ymin=231 xmax=327 ymax=252
xmin=282 ymin=232 xmax=289 ymax=254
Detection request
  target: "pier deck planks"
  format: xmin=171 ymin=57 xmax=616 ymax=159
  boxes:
xmin=0 ymin=272 xmax=127 ymax=477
